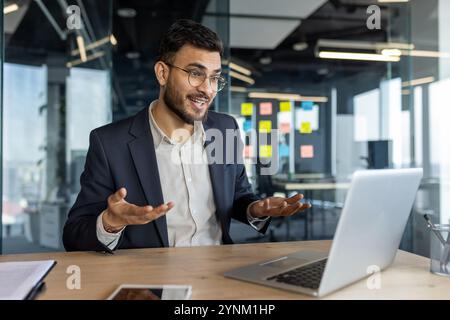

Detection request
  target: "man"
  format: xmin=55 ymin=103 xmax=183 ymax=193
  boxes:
xmin=63 ymin=19 xmax=311 ymax=252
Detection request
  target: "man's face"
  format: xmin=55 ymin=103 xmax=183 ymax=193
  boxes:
xmin=162 ymin=44 xmax=221 ymax=125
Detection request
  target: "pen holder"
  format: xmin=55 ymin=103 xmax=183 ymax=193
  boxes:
xmin=430 ymin=224 xmax=450 ymax=276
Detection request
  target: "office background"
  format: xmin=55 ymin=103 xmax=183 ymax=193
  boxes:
xmin=0 ymin=0 xmax=449 ymax=258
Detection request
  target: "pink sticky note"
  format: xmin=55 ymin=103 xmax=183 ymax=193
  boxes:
xmin=244 ymin=145 xmax=253 ymax=158
xmin=280 ymin=122 xmax=290 ymax=133
xmin=300 ymin=145 xmax=314 ymax=158
xmin=259 ymin=102 xmax=273 ymax=115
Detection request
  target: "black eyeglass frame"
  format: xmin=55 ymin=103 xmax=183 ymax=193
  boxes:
xmin=164 ymin=62 xmax=227 ymax=92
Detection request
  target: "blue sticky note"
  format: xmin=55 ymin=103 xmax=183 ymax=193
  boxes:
xmin=279 ymin=144 xmax=289 ymax=157
xmin=302 ymin=101 xmax=313 ymax=110
xmin=243 ymin=120 xmax=252 ymax=132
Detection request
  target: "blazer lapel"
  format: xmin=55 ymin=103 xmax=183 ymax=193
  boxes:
xmin=127 ymin=107 xmax=169 ymax=247
xmin=203 ymin=117 xmax=226 ymax=223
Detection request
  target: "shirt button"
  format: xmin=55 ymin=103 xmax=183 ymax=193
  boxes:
xmin=187 ymin=177 xmax=192 ymax=182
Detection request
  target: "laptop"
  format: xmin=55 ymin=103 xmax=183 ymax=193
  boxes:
xmin=224 ymin=168 xmax=423 ymax=297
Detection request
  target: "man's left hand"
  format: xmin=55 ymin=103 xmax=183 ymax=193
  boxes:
xmin=249 ymin=193 xmax=311 ymax=218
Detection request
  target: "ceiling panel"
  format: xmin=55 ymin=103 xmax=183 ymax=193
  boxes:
xmin=227 ymin=0 xmax=326 ymax=49
xmin=230 ymin=0 xmax=326 ymax=17
xmin=230 ymin=18 xmax=300 ymax=49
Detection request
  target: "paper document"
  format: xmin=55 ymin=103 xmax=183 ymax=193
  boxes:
xmin=0 ymin=260 xmax=56 ymax=300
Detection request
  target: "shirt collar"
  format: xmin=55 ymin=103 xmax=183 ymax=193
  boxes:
xmin=148 ymin=100 xmax=206 ymax=149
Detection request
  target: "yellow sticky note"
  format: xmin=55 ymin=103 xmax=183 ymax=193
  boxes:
xmin=300 ymin=122 xmax=312 ymax=134
xmin=259 ymin=120 xmax=272 ymax=133
xmin=280 ymin=101 xmax=291 ymax=112
xmin=259 ymin=145 xmax=272 ymax=158
xmin=241 ymin=103 xmax=253 ymax=116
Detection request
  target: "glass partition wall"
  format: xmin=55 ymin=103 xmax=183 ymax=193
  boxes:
xmin=2 ymin=0 xmax=113 ymax=253
xmin=1 ymin=0 xmax=231 ymax=254
xmin=226 ymin=0 xmax=449 ymax=256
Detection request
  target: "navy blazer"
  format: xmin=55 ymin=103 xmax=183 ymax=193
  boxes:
xmin=63 ymin=106 xmax=269 ymax=252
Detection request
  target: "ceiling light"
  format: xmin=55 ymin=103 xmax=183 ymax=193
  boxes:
xmin=110 ymin=34 xmax=117 ymax=46
xmin=317 ymin=39 xmax=414 ymax=50
xmin=71 ymin=36 xmax=112 ymax=56
xmin=231 ymin=86 xmax=248 ymax=93
xmin=67 ymin=51 xmax=106 ymax=68
xmin=249 ymin=92 xmax=301 ymax=100
xmin=229 ymin=62 xmax=252 ymax=76
xmin=293 ymin=42 xmax=308 ymax=51
xmin=400 ymin=49 xmax=450 ymax=58
xmin=301 ymin=96 xmax=328 ymax=103
xmin=401 ymin=89 xmax=411 ymax=95
xmin=318 ymin=51 xmax=400 ymax=62
xmin=259 ymin=57 xmax=272 ymax=65
xmin=76 ymin=35 xmax=87 ymax=62
xmin=248 ymin=92 xmax=328 ymax=103
xmin=126 ymin=51 xmax=140 ymax=59
xmin=381 ymin=48 xmax=402 ymax=57
xmin=401 ymin=76 xmax=435 ymax=87
xmin=117 ymin=8 xmax=137 ymax=18
xmin=317 ymin=68 xmax=329 ymax=75
xmin=4 ymin=3 xmax=19 ymax=14
xmin=378 ymin=0 xmax=409 ymax=3
xmin=230 ymin=70 xmax=255 ymax=85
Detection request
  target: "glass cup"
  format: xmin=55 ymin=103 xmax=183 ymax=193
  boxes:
xmin=430 ymin=224 xmax=450 ymax=276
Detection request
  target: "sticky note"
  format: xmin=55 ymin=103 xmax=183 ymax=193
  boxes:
xmin=279 ymin=144 xmax=289 ymax=157
xmin=259 ymin=120 xmax=272 ymax=133
xmin=300 ymin=122 xmax=312 ymax=134
xmin=295 ymin=106 xmax=319 ymax=131
xmin=280 ymin=122 xmax=290 ymax=133
xmin=259 ymin=145 xmax=272 ymax=158
xmin=259 ymin=102 xmax=273 ymax=115
xmin=243 ymin=120 xmax=252 ymax=132
xmin=302 ymin=101 xmax=314 ymax=110
xmin=241 ymin=103 xmax=253 ymax=116
xmin=280 ymin=101 xmax=291 ymax=112
xmin=300 ymin=145 xmax=314 ymax=158
xmin=244 ymin=145 xmax=253 ymax=158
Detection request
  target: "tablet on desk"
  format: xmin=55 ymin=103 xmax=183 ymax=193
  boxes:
xmin=106 ymin=284 xmax=192 ymax=300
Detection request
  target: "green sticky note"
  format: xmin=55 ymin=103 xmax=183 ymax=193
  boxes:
xmin=300 ymin=122 xmax=312 ymax=134
xmin=241 ymin=103 xmax=253 ymax=116
xmin=259 ymin=120 xmax=272 ymax=133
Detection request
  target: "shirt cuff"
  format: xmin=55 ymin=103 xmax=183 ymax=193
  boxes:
xmin=246 ymin=200 xmax=270 ymax=231
xmin=96 ymin=210 xmax=124 ymax=250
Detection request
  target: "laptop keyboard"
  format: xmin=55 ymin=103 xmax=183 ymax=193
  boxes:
xmin=267 ymin=259 xmax=327 ymax=289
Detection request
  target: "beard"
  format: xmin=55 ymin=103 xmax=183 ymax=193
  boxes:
xmin=163 ymin=80 xmax=210 ymax=125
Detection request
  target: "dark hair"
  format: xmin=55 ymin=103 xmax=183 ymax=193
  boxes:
xmin=157 ymin=19 xmax=223 ymax=63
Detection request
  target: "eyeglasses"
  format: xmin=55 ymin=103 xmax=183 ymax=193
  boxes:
xmin=164 ymin=62 xmax=227 ymax=92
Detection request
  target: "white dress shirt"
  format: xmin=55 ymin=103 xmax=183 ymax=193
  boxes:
xmin=96 ymin=101 xmax=268 ymax=250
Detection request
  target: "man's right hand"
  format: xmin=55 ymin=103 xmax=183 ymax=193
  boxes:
xmin=102 ymin=187 xmax=174 ymax=233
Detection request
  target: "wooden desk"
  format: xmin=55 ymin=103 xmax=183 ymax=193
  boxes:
xmin=1 ymin=240 xmax=449 ymax=300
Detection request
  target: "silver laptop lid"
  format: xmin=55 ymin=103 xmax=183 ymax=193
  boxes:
xmin=318 ymin=168 xmax=423 ymax=297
